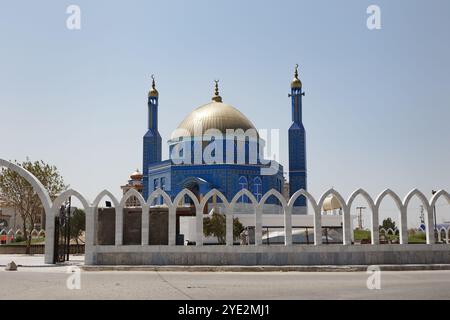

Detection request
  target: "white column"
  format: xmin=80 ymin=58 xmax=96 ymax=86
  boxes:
xmin=196 ymin=206 xmax=203 ymax=246
xmin=343 ymin=207 xmax=352 ymax=245
xmin=399 ymin=207 xmax=408 ymax=244
xmin=314 ymin=207 xmax=322 ymax=245
xmin=255 ymin=207 xmax=262 ymax=246
xmin=371 ymin=207 xmax=380 ymax=245
xmin=84 ymin=207 xmax=95 ymax=265
xmin=44 ymin=209 xmax=55 ymax=264
xmin=284 ymin=207 xmax=292 ymax=246
xmin=115 ymin=206 xmax=123 ymax=246
xmin=168 ymin=207 xmax=176 ymax=246
xmin=226 ymin=207 xmax=233 ymax=246
xmin=425 ymin=206 xmax=435 ymax=244
xmin=141 ymin=205 xmax=149 ymax=245
xmin=93 ymin=207 xmax=98 ymax=245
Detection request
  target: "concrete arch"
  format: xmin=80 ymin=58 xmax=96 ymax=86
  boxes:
xmin=430 ymin=190 xmax=450 ymax=208
xmin=174 ymin=188 xmax=202 ymax=246
xmin=200 ymin=189 xmax=229 ymax=211
xmin=403 ymin=188 xmax=434 ymax=244
xmin=146 ymin=188 xmax=173 ymax=246
xmin=288 ymin=189 xmax=321 ymax=245
xmin=200 ymin=189 xmax=231 ymax=246
xmin=258 ymin=189 xmax=287 ymax=210
xmin=347 ymin=188 xmax=377 ymax=245
xmin=429 ymin=190 xmax=450 ymax=245
xmin=346 ymin=188 xmax=375 ymax=209
xmin=375 ymin=189 xmax=406 ymax=244
xmin=147 ymin=188 xmax=173 ymax=207
xmin=52 ymin=189 xmax=90 ymax=213
xmin=230 ymin=189 xmax=258 ymax=246
xmin=403 ymin=189 xmax=430 ymax=211
xmin=230 ymin=189 xmax=258 ymax=210
xmin=318 ymin=189 xmax=347 ymax=211
xmin=374 ymin=189 xmax=403 ymax=210
xmin=318 ymin=188 xmax=350 ymax=245
xmin=92 ymin=189 xmax=120 ymax=208
xmin=288 ymin=189 xmax=319 ymax=212
xmin=0 ymin=159 xmax=52 ymax=216
xmin=379 ymin=227 xmax=398 ymax=235
xmin=91 ymin=190 xmax=119 ymax=247
xmin=51 ymin=189 xmax=91 ymax=262
xmin=173 ymin=188 xmax=201 ymax=211
xmin=120 ymin=189 xmax=146 ymax=208
xmin=257 ymin=189 xmax=288 ymax=246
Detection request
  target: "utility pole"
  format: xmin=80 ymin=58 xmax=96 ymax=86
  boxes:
xmin=356 ymin=206 xmax=366 ymax=230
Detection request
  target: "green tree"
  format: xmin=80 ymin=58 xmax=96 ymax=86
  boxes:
xmin=0 ymin=159 xmax=67 ymax=253
xmin=70 ymin=209 xmax=85 ymax=245
xmin=203 ymin=212 xmax=244 ymax=244
xmin=380 ymin=217 xmax=396 ymax=231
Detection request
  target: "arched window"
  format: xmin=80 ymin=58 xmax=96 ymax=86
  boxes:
xmin=238 ymin=176 xmax=248 ymax=203
xmin=253 ymin=177 xmax=262 ymax=202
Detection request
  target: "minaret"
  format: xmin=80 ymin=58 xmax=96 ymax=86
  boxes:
xmin=288 ymin=64 xmax=307 ymax=208
xmin=142 ymin=75 xmax=162 ymax=200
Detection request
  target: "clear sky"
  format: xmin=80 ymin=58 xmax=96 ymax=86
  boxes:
xmin=1 ymin=0 xmax=449 ymax=228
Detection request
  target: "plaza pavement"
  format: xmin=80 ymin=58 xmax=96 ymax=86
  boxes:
xmin=1 ymin=255 xmax=450 ymax=299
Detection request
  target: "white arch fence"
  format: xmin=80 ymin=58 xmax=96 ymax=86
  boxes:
xmin=1 ymin=159 xmax=449 ymax=264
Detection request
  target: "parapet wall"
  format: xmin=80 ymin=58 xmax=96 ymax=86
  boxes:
xmin=91 ymin=244 xmax=450 ymax=266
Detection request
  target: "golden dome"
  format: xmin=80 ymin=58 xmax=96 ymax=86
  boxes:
xmin=130 ymin=169 xmax=143 ymax=180
xmin=291 ymin=64 xmax=302 ymax=89
xmin=148 ymin=75 xmax=159 ymax=97
xmin=171 ymin=101 xmax=256 ymax=140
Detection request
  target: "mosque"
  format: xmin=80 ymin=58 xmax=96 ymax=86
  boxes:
xmin=141 ymin=66 xmax=307 ymax=210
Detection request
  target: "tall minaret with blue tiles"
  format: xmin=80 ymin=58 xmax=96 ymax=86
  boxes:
xmin=288 ymin=65 xmax=307 ymax=207
xmin=142 ymin=75 xmax=162 ymax=200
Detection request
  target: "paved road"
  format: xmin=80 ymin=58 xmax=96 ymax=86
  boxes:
xmin=1 ymin=266 xmax=450 ymax=299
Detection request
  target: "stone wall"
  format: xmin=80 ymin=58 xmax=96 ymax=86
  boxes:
xmin=97 ymin=207 xmax=168 ymax=245
xmin=92 ymin=244 xmax=450 ymax=266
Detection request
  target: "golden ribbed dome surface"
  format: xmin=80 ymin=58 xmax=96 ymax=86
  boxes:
xmin=171 ymin=101 xmax=256 ymax=140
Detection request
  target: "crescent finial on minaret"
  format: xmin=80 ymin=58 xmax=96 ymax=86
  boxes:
xmin=291 ymin=64 xmax=302 ymax=89
xmin=149 ymin=74 xmax=159 ymax=97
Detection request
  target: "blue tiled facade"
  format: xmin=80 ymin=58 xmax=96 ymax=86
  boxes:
xmin=288 ymin=81 xmax=307 ymax=206
xmin=142 ymin=94 xmax=162 ymax=198
xmin=147 ymin=161 xmax=284 ymax=203
xmin=142 ymin=70 xmax=307 ymax=208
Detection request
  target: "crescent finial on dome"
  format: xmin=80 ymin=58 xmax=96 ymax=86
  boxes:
xmin=212 ymin=79 xmax=223 ymax=103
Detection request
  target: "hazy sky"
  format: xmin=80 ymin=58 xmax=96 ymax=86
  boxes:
xmin=1 ymin=0 xmax=449 ymax=227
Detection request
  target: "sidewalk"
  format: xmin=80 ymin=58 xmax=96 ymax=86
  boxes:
xmin=0 ymin=254 xmax=84 ymax=267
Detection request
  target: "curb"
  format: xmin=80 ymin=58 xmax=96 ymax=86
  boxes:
xmin=80 ymin=264 xmax=450 ymax=272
